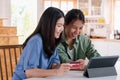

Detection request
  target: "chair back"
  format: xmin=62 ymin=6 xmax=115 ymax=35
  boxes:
xmin=0 ymin=44 xmax=23 ymax=80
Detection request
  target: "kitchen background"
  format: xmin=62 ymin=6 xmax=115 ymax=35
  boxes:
xmin=0 ymin=0 xmax=120 ymax=57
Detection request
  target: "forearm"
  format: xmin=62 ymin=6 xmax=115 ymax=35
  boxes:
xmin=25 ymin=68 xmax=57 ymax=78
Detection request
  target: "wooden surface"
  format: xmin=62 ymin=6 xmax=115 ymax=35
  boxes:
xmin=0 ymin=45 xmax=23 ymax=80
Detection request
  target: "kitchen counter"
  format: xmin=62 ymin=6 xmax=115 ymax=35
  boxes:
xmin=91 ymin=39 xmax=120 ymax=59
xmin=91 ymin=38 xmax=120 ymax=42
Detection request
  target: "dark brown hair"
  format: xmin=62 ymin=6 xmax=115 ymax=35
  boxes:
xmin=65 ymin=9 xmax=85 ymax=25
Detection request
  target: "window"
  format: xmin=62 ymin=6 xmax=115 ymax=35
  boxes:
xmin=43 ymin=0 xmax=77 ymax=14
xmin=11 ymin=0 xmax=37 ymax=44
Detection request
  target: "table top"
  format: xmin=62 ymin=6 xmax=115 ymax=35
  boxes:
xmin=24 ymin=61 xmax=120 ymax=80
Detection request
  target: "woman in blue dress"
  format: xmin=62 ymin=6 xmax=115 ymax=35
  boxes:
xmin=12 ymin=7 xmax=70 ymax=80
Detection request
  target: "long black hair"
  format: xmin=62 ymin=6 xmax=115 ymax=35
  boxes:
xmin=23 ymin=7 xmax=64 ymax=57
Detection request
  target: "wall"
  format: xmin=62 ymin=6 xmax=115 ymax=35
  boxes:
xmin=37 ymin=0 xmax=44 ymax=23
xmin=0 ymin=0 xmax=11 ymax=26
xmin=103 ymin=0 xmax=111 ymax=24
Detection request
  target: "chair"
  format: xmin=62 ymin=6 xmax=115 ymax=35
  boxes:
xmin=0 ymin=44 xmax=23 ymax=80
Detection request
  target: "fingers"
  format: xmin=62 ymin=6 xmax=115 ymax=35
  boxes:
xmin=79 ymin=64 xmax=86 ymax=71
xmin=61 ymin=63 xmax=71 ymax=68
xmin=69 ymin=59 xmax=86 ymax=70
xmin=56 ymin=63 xmax=70 ymax=76
xmin=60 ymin=63 xmax=70 ymax=73
xmin=75 ymin=59 xmax=85 ymax=63
xmin=75 ymin=59 xmax=85 ymax=67
xmin=61 ymin=63 xmax=71 ymax=66
xmin=63 ymin=64 xmax=70 ymax=71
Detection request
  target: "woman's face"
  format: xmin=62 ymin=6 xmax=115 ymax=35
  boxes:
xmin=65 ymin=19 xmax=84 ymax=39
xmin=54 ymin=17 xmax=64 ymax=39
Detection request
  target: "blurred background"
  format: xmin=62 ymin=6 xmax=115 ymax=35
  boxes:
xmin=0 ymin=0 xmax=120 ymax=57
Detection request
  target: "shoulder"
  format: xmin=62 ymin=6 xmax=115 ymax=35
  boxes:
xmin=76 ymin=34 xmax=92 ymax=44
xmin=23 ymin=34 xmax=43 ymax=56
xmin=78 ymin=34 xmax=90 ymax=41
xmin=25 ymin=34 xmax=43 ymax=48
xmin=28 ymin=34 xmax=42 ymax=44
xmin=57 ymin=42 xmax=66 ymax=51
xmin=78 ymin=34 xmax=89 ymax=39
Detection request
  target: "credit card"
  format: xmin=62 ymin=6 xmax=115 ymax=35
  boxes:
xmin=70 ymin=62 xmax=80 ymax=68
xmin=70 ymin=62 xmax=80 ymax=64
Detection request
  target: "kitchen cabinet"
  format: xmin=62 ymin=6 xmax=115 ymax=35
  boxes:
xmin=107 ymin=42 xmax=120 ymax=56
xmin=92 ymin=39 xmax=120 ymax=60
xmin=92 ymin=39 xmax=108 ymax=55
xmin=83 ymin=22 xmax=109 ymax=38
xmin=78 ymin=0 xmax=110 ymax=38
xmin=78 ymin=0 xmax=103 ymax=16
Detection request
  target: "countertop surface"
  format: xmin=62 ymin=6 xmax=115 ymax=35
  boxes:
xmin=24 ymin=61 xmax=120 ymax=80
xmin=91 ymin=38 xmax=120 ymax=42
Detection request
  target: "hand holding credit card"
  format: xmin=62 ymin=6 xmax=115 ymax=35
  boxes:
xmin=70 ymin=62 xmax=81 ymax=69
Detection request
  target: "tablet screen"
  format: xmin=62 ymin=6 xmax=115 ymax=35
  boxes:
xmin=83 ymin=55 xmax=119 ymax=78
xmin=87 ymin=55 xmax=119 ymax=69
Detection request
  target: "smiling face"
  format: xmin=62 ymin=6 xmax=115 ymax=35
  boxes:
xmin=65 ymin=19 xmax=84 ymax=40
xmin=54 ymin=17 xmax=64 ymax=39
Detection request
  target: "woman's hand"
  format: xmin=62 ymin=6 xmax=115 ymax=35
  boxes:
xmin=25 ymin=63 xmax=70 ymax=78
xmin=56 ymin=63 xmax=70 ymax=76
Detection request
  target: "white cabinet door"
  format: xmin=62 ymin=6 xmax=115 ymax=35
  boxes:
xmin=78 ymin=0 xmax=103 ymax=16
xmin=107 ymin=42 xmax=120 ymax=56
xmin=92 ymin=40 xmax=120 ymax=60
xmin=92 ymin=40 xmax=108 ymax=56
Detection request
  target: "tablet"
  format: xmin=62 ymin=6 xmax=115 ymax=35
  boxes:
xmin=84 ymin=55 xmax=119 ymax=77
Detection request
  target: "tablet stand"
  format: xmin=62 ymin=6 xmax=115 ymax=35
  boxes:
xmin=84 ymin=66 xmax=117 ymax=78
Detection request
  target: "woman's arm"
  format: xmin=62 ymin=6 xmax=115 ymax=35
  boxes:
xmin=25 ymin=68 xmax=57 ymax=78
xmin=25 ymin=63 xmax=70 ymax=78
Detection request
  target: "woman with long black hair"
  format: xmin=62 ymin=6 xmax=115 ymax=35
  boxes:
xmin=12 ymin=7 xmax=70 ymax=80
